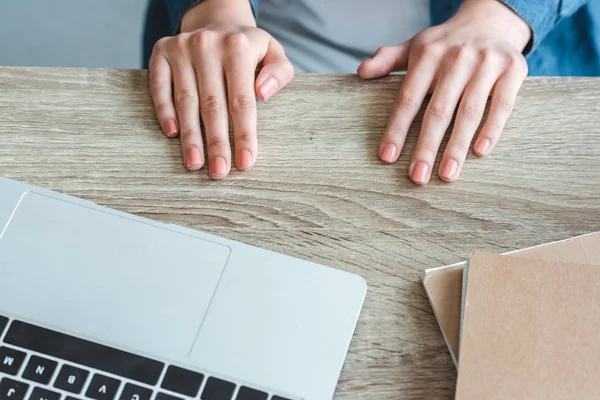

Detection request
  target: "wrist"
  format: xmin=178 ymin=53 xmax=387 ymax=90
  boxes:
xmin=181 ymin=0 xmax=256 ymax=32
xmin=457 ymin=0 xmax=532 ymax=52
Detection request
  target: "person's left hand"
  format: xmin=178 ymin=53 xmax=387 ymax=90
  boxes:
xmin=358 ymin=0 xmax=531 ymax=185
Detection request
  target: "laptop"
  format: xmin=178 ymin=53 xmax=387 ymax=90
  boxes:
xmin=0 ymin=178 xmax=367 ymax=400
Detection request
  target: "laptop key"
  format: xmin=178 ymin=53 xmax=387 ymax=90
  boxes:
xmin=22 ymin=356 xmax=58 ymax=385
xmin=5 ymin=321 xmax=164 ymax=386
xmin=0 ymin=347 xmax=27 ymax=376
xmin=235 ymin=387 xmax=267 ymax=400
xmin=155 ymin=393 xmax=183 ymax=400
xmin=85 ymin=374 xmax=120 ymax=400
xmin=0 ymin=378 xmax=30 ymax=400
xmin=271 ymin=397 xmax=292 ymax=400
xmin=54 ymin=365 xmax=90 ymax=394
xmin=160 ymin=366 xmax=204 ymax=397
xmin=28 ymin=387 xmax=61 ymax=400
xmin=200 ymin=377 xmax=235 ymax=400
xmin=0 ymin=317 xmax=7 ymax=337
xmin=66 ymin=397 xmax=82 ymax=400
xmin=118 ymin=383 xmax=152 ymax=400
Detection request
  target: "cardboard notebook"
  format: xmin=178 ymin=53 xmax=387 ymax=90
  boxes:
xmin=422 ymin=231 xmax=600 ymax=365
xmin=455 ymin=253 xmax=600 ymax=400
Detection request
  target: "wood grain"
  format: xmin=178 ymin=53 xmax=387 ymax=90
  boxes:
xmin=1 ymin=67 xmax=599 ymax=399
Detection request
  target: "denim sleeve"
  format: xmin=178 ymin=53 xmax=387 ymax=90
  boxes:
xmin=499 ymin=0 xmax=589 ymax=54
xmin=163 ymin=0 xmax=259 ymax=34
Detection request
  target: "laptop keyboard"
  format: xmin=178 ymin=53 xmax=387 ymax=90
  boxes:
xmin=0 ymin=316 xmax=294 ymax=400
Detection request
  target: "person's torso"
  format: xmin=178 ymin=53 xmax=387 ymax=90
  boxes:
xmin=257 ymin=0 xmax=431 ymax=72
xmin=144 ymin=0 xmax=600 ymax=76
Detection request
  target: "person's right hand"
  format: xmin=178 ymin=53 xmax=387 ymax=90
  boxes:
xmin=149 ymin=11 xmax=294 ymax=179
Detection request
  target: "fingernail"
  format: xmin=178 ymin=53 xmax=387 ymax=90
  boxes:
xmin=358 ymin=57 xmax=373 ymax=70
xmin=164 ymin=119 xmax=178 ymax=137
xmin=258 ymin=77 xmax=279 ymax=100
xmin=380 ymin=143 xmax=399 ymax=163
xmin=475 ymin=138 xmax=491 ymax=156
xmin=236 ymin=149 xmax=253 ymax=170
xmin=411 ymin=161 xmax=430 ymax=185
xmin=185 ymin=147 xmax=203 ymax=170
xmin=439 ymin=158 xmax=459 ymax=182
xmin=210 ymin=156 xmax=227 ymax=179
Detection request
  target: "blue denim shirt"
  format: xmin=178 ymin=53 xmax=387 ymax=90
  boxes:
xmin=144 ymin=0 xmax=600 ymax=76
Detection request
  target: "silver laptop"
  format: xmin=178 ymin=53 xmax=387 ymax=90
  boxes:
xmin=0 ymin=178 xmax=366 ymax=400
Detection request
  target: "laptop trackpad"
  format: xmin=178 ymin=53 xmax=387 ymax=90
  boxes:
xmin=0 ymin=192 xmax=231 ymax=359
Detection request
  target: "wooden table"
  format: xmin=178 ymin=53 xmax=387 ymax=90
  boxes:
xmin=1 ymin=67 xmax=598 ymax=399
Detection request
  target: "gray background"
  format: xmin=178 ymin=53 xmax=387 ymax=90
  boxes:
xmin=0 ymin=0 xmax=148 ymax=69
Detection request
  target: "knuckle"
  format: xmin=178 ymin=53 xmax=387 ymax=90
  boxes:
xmin=453 ymin=44 xmax=473 ymax=61
xmin=192 ymin=30 xmax=215 ymax=50
xmin=479 ymin=48 xmax=496 ymax=63
xmin=149 ymin=76 xmax=168 ymax=94
xmin=416 ymin=42 xmax=442 ymax=60
xmin=270 ymin=39 xmax=286 ymax=56
xmin=384 ymin=124 xmax=406 ymax=140
xmin=374 ymin=46 xmax=388 ymax=57
xmin=155 ymin=102 xmax=172 ymax=117
xmin=394 ymin=90 xmax=418 ymax=109
xmin=497 ymin=97 xmax=514 ymax=114
xmin=152 ymin=37 xmax=169 ymax=53
xmin=173 ymin=33 xmax=189 ymax=49
xmin=413 ymin=30 xmax=431 ymax=46
xmin=224 ymin=32 xmax=250 ymax=52
xmin=206 ymin=139 xmax=228 ymax=154
xmin=461 ymin=102 xmax=485 ymax=119
xmin=283 ymin=61 xmax=295 ymax=77
xmin=507 ymin=52 xmax=524 ymax=66
xmin=445 ymin=45 xmax=476 ymax=70
xmin=230 ymin=94 xmax=254 ymax=114
xmin=427 ymin=103 xmax=452 ymax=122
xmin=175 ymin=89 xmax=197 ymax=107
xmin=236 ymin=131 xmax=255 ymax=145
xmin=507 ymin=53 xmax=528 ymax=75
xmin=201 ymin=95 xmax=224 ymax=113
xmin=179 ymin=127 xmax=198 ymax=141
xmin=487 ymin=120 xmax=504 ymax=134
xmin=445 ymin=142 xmax=469 ymax=157
xmin=416 ymin=139 xmax=439 ymax=156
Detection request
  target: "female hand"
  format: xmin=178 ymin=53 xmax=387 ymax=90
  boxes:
xmin=358 ymin=0 xmax=531 ymax=184
xmin=149 ymin=1 xmax=294 ymax=179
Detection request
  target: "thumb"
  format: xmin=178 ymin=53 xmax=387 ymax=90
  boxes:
xmin=358 ymin=40 xmax=411 ymax=80
xmin=255 ymin=39 xmax=295 ymax=101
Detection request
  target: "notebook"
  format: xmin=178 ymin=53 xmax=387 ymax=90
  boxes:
xmin=422 ymin=231 xmax=600 ymax=365
xmin=455 ymin=253 xmax=600 ymax=400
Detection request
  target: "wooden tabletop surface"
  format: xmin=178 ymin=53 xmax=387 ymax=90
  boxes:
xmin=1 ymin=67 xmax=599 ymax=399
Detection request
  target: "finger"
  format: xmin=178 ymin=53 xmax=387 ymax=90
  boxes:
xmin=358 ymin=41 xmax=411 ymax=79
xmin=172 ymin=59 xmax=204 ymax=171
xmin=223 ymin=34 xmax=258 ymax=173
xmin=255 ymin=39 xmax=295 ymax=101
xmin=439 ymin=59 xmax=502 ymax=182
xmin=474 ymin=57 xmax=527 ymax=156
xmin=410 ymin=48 xmax=477 ymax=185
xmin=149 ymin=54 xmax=178 ymax=137
xmin=378 ymin=49 xmax=437 ymax=165
xmin=192 ymin=36 xmax=230 ymax=179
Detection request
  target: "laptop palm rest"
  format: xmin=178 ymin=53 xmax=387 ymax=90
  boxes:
xmin=0 ymin=192 xmax=231 ymax=360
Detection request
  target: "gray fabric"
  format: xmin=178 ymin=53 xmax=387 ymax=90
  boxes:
xmin=257 ymin=0 xmax=430 ymax=73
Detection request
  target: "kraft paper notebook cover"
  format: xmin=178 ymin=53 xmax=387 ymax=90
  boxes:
xmin=455 ymin=253 xmax=600 ymax=400
xmin=422 ymin=231 xmax=600 ymax=366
